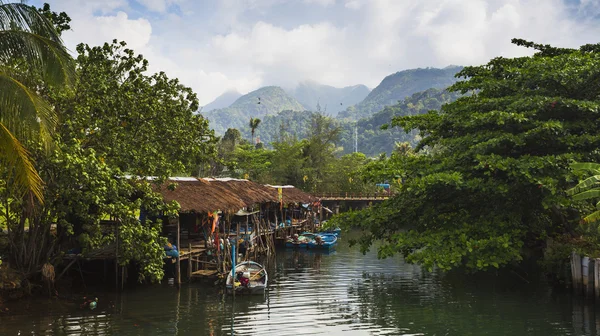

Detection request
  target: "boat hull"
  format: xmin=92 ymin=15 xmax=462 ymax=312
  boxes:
xmin=225 ymin=261 xmax=268 ymax=295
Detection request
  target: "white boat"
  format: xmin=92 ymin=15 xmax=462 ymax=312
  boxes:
xmin=225 ymin=261 xmax=267 ymax=295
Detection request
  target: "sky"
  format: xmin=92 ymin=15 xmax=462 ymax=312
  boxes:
xmin=30 ymin=0 xmax=600 ymax=106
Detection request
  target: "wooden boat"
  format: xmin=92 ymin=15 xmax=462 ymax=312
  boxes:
xmin=225 ymin=261 xmax=267 ymax=295
xmin=307 ymin=233 xmax=337 ymax=251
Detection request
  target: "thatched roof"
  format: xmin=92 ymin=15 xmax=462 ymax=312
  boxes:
xmin=153 ymin=178 xmax=246 ymax=213
xmin=151 ymin=177 xmax=316 ymax=213
xmin=265 ymin=185 xmax=316 ymax=204
xmin=204 ymin=178 xmax=277 ymax=205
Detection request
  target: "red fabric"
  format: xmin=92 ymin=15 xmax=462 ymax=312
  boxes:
xmin=239 ymin=277 xmax=249 ymax=287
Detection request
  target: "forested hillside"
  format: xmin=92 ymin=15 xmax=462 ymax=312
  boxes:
xmin=203 ymin=86 xmax=305 ymax=134
xmin=338 ymin=66 xmax=463 ymax=120
xmin=338 ymin=88 xmax=462 ymax=156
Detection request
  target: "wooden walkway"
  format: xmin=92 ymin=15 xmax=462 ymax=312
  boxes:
xmin=317 ymin=193 xmax=391 ymax=201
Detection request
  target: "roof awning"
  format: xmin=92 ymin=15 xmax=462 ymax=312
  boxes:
xmin=234 ymin=209 xmax=259 ymax=216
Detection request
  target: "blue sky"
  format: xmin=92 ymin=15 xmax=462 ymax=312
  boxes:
xmin=31 ymin=0 xmax=600 ymax=105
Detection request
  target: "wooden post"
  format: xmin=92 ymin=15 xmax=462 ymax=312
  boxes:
xmin=176 ymin=216 xmax=181 ymax=289
xmin=236 ymin=219 xmax=240 ymax=265
xmin=583 ymin=256 xmax=590 ymax=297
xmin=245 ymin=215 xmax=249 ymax=261
xmin=572 ymin=251 xmax=582 ymax=294
xmin=115 ymin=222 xmax=119 ymax=290
xmin=188 ymin=243 xmax=192 ymax=280
xmin=594 ymin=258 xmax=600 ymax=299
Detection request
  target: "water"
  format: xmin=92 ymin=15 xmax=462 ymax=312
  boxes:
xmin=1 ymin=238 xmax=599 ymax=335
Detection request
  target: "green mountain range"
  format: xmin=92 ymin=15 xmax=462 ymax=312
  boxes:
xmin=338 ymin=66 xmax=463 ymax=120
xmin=289 ymin=81 xmax=370 ymax=116
xmin=338 ymin=88 xmax=462 ymax=156
xmin=203 ymin=86 xmax=305 ymax=135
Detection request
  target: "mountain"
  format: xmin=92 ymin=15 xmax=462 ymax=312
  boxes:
xmin=203 ymin=86 xmax=306 ymax=135
xmin=202 ymin=90 xmax=242 ymax=111
xmin=239 ymin=109 xmax=318 ymax=145
xmin=337 ymin=66 xmax=463 ymax=120
xmin=289 ymin=81 xmax=370 ymax=116
xmin=338 ymin=88 xmax=463 ymax=156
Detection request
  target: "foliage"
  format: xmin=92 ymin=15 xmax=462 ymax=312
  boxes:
xmin=338 ymin=88 xmax=462 ymax=156
xmin=249 ymin=117 xmax=261 ymax=144
xmin=0 ymin=1 xmax=74 ymax=202
xmin=337 ymin=66 xmax=462 ymax=121
xmin=567 ymin=162 xmax=600 ymax=223
xmin=210 ymin=114 xmax=373 ymax=194
xmin=2 ymin=35 xmax=215 ymax=283
xmin=56 ymin=40 xmax=216 ymax=177
xmin=329 ymin=39 xmax=600 ymax=272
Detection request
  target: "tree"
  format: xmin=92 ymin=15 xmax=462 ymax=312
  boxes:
xmin=249 ymin=117 xmax=261 ymax=144
xmin=3 ymin=38 xmax=215 ymax=282
xmin=56 ymin=40 xmax=215 ymax=177
xmin=0 ymin=1 xmax=74 ymax=202
xmin=329 ymin=39 xmax=600 ymax=272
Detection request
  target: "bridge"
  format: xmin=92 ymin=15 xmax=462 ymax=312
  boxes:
xmin=315 ymin=192 xmax=392 ymax=201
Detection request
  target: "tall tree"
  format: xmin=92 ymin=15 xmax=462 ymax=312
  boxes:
xmin=330 ymin=39 xmax=600 ymax=272
xmin=249 ymin=117 xmax=261 ymax=144
xmin=0 ymin=1 xmax=74 ymax=202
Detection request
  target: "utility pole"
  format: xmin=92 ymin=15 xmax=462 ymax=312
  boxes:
xmin=354 ymin=125 xmax=358 ymax=153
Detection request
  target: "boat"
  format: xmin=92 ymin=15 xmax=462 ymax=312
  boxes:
xmin=307 ymin=233 xmax=337 ymax=251
xmin=323 ymin=227 xmax=341 ymax=237
xmin=285 ymin=234 xmax=311 ymax=248
xmin=225 ymin=261 xmax=268 ymax=295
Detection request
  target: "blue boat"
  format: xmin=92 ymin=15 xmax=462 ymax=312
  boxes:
xmin=285 ymin=233 xmax=311 ymax=248
xmin=307 ymin=233 xmax=337 ymax=251
xmin=322 ymin=227 xmax=341 ymax=237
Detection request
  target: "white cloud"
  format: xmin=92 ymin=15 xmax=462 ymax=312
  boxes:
xmin=40 ymin=0 xmax=600 ymax=105
xmin=303 ymin=0 xmax=336 ymax=6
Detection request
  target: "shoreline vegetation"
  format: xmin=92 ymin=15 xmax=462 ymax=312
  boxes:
xmin=1 ymin=3 xmax=600 ymax=307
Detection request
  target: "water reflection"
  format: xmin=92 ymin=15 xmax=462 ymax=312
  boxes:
xmin=2 ymin=241 xmax=600 ymax=335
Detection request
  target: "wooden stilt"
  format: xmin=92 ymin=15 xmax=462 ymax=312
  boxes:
xmin=188 ymin=243 xmax=192 ymax=280
xmin=176 ymin=216 xmax=181 ymax=289
xmin=115 ymin=222 xmax=119 ymax=290
xmin=572 ymin=251 xmax=582 ymax=294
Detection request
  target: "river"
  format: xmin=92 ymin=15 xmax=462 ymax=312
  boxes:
xmin=0 ymin=235 xmax=598 ymax=335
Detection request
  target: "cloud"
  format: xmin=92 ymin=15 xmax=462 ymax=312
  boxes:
xmin=303 ymin=0 xmax=336 ymax=6
xmin=38 ymin=0 xmax=600 ymax=106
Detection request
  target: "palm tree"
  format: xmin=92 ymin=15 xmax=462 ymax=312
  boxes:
xmin=568 ymin=162 xmax=600 ymax=223
xmin=249 ymin=117 xmax=261 ymax=144
xmin=0 ymin=1 xmax=74 ymax=202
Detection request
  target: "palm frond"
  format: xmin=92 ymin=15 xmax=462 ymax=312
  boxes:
xmin=0 ymin=30 xmax=74 ymax=86
xmin=571 ymin=162 xmax=600 ymax=174
xmin=0 ymin=2 xmax=62 ymax=42
xmin=567 ymin=175 xmax=600 ymax=195
xmin=573 ymin=189 xmax=600 ymax=201
xmin=0 ymin=122 xmax=43 ymax=202
xmin=0 ymin=71 xmax=55 ymax=148
xmin=583 ymin=210 xmax=600 ymax=224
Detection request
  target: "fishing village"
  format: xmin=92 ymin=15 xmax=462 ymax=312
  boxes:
xmin=7 ymin=0 xmax=600 ymax=334
xmin=56 ymin=177 xmax=350 ymax=294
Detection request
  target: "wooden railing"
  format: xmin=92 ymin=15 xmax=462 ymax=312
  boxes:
xmin=314 ymin=192 xmax=393 ymax=200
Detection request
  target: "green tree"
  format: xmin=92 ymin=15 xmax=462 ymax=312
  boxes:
xmin=0 ymin=1 xmax=74 ymax=202
xmin=249 ymin=117 xmax=261 ymax=144
xmin=330 ymin=39 xmax=600 ymax=272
